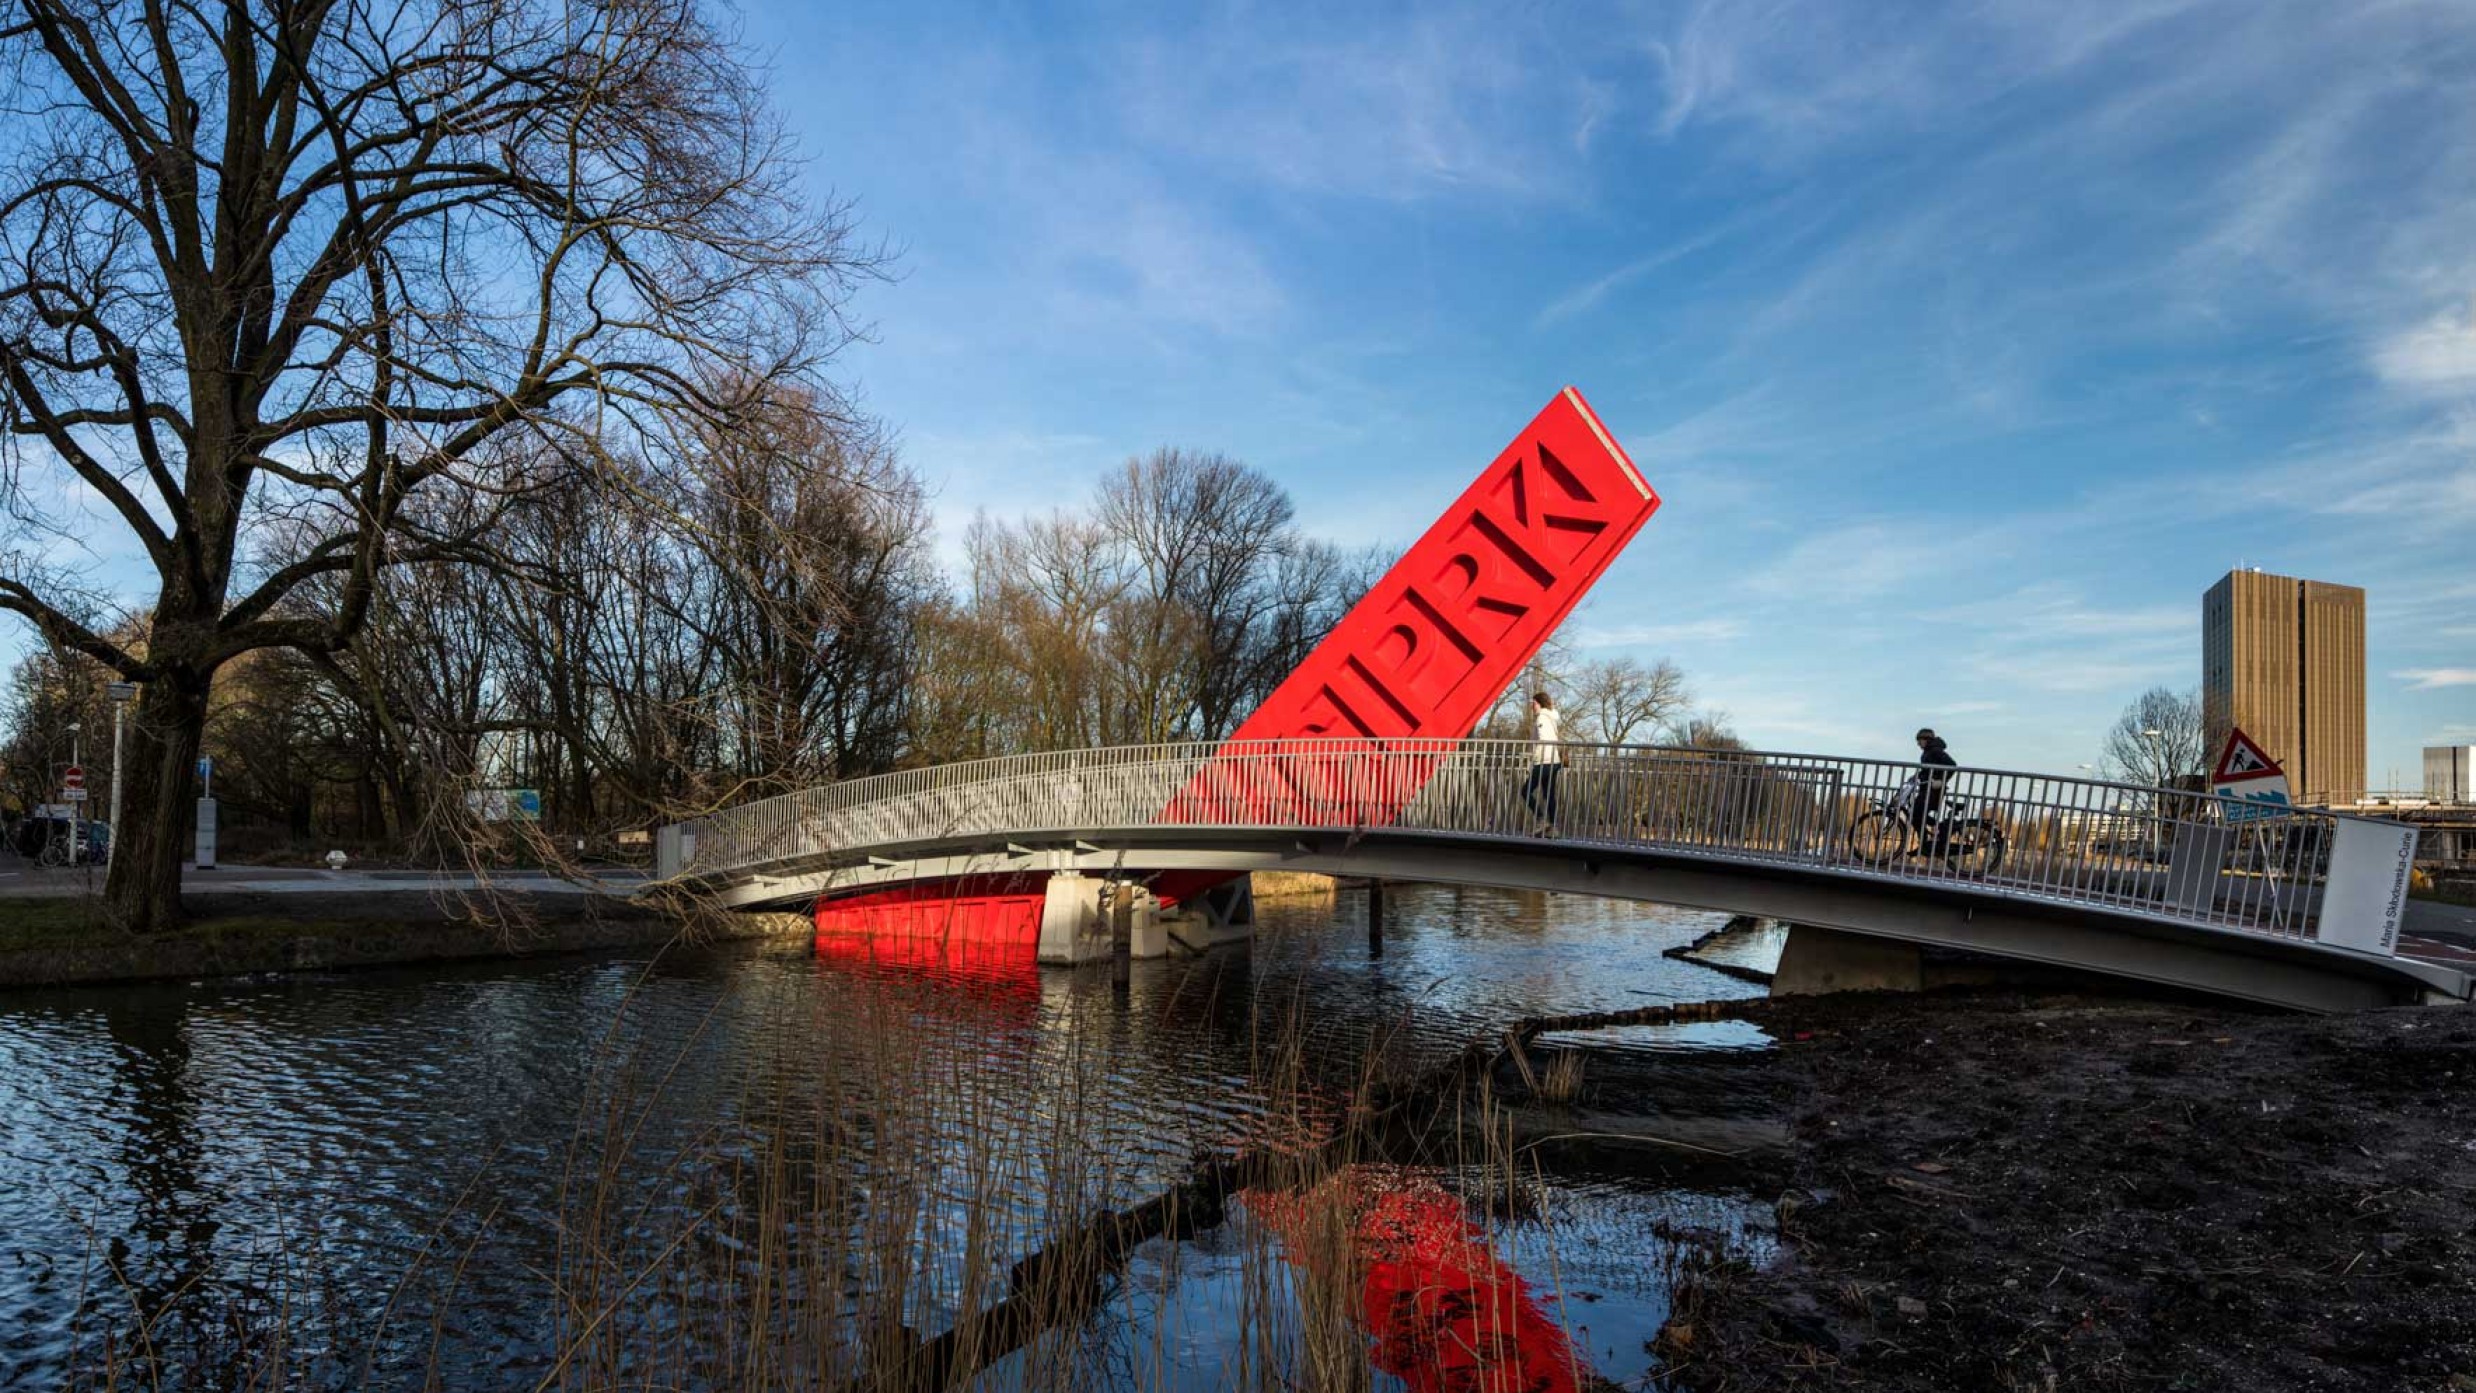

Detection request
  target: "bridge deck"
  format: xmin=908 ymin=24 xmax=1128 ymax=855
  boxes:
xmin=657 ymin=740 xmax=2468 ymax=1012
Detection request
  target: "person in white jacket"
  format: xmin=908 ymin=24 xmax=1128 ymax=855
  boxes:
xmin=1521 ymin=691 xmax=1563 ymax=835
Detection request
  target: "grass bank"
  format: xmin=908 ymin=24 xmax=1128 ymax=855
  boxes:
xmin=0 ymin=893 xmax=807 ymax=989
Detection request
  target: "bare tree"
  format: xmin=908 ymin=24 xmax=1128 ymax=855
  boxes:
xmin=2102 ymin=686 xmax=2208 ymax=789
xmin=1569 ymin=656 xmax=1688 ymax=746
xmin=676 ymin=394 xmax=934 ymax=790
xmin=0 ymin=639 xmax=112 ymax=818
xmin=953 ymin=454 xmax=1367 ymax=753
xmin=1096 ymin=449 xmax=1300 ymax=740
xmin=0 ymin=0 xmax=876 ymax=927
xmin=1676 ymin=711 xmax=1744 ymax=750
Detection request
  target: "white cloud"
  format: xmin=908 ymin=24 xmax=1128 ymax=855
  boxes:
xmin=1112 ymin=9 xmax=1588 ymax=204
xmin=1925 ymin=584 xmax=2189 ymax=641
xmin=2396 ymin=668 xmax=2476 ymax=690
xmin=2377 ymin=301 xmax=2476 ymax=392
xmin=1744 ymin=522 xmax=1957 ymax=601
xmin=1534 ymin=208 xmax=1770 ymax=327
xmin=1047 ymin=194 xmax=1287 ymax=337
xmin=1567 ymin=617 xmax=1745 ymax=649
xmin=1641 ymin=0 xmax=2213 ymax=156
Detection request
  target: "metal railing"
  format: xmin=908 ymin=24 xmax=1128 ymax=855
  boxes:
xmin=658 ymin=738 xmax=2379 ymax=945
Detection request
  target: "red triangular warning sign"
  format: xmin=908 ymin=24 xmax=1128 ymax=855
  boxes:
xmin=2211 ymin=727 xmax=2284 ymax=784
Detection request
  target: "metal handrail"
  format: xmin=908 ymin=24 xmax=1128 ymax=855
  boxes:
xmin=655 ymin=738 xmax=2408 ymax=948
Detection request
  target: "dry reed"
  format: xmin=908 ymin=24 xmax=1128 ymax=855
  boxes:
xmin=55 ymin=939 xmax=1768 ymax=1391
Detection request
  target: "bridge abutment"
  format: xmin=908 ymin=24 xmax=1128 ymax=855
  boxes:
xmin=1772 ymin=925 xmax=1924 ymax=996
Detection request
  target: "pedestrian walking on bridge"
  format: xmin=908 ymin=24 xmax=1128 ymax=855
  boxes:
xmin=1523 ymin=691 xmax=1563 ymax=836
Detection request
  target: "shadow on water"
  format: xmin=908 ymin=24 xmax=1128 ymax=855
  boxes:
xmin=0 ymin=884 xmax=1780 ymax=1390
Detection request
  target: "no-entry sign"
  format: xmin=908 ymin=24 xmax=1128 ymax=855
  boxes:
xmin=61 ymin=765 xmax=84 ymax=793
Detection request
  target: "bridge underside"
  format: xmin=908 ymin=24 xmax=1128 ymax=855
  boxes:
xmin=719 ymin=828 xmax=2465 ymax=1014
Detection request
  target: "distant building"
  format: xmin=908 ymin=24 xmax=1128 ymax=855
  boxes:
xmin=2202 ymin=569 xmax=2365 ymax=804
xmin=2431 ymin=746 xmax=2476 ymax=804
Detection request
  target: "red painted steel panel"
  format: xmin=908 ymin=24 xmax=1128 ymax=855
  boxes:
xmin=1232 ymin=387 xmax=1651 ymax=751
xmin=814 ymin=876 xmax=1045 ymax=947
xmin=818 ymin=386 xmax=1655 ymax=927
xmin=1155 ymin=387 xmax=1655 ymax=893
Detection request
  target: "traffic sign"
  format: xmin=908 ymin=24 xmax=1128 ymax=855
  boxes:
xmin=61 ymin=787 xmax=87 ymax=802
xmin=106 ymin=681 xmax=136 ymax=702
xmin=2210 ymin=727 xmax=2290 ymax=822
xmin=61 ymin=765 xmax=85 ymax=792
xmin=2211 ymin=730 xmax=2279 ymax=783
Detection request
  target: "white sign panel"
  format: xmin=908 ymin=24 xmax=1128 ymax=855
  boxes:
xmin=464 ymin=788 xmax=543 ymax=823
xmin=2216 ymin=781 xmax=2291 ymax=822
xmin=2319 ymin=817 xmax=2416 ymax=956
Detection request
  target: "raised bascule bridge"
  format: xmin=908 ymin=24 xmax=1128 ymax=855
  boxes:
xmin=656 ymin=391 xmax=2465 ymax=1014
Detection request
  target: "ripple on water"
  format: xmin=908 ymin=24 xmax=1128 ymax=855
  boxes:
xmin=0 ymin=884 xmax=1770 ymax=1389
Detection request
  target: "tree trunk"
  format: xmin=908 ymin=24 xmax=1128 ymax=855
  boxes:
xmin=103 ymin=674 xmax=210 ymax=933
xmin=356 ymin=771 xmax=386 ymax=840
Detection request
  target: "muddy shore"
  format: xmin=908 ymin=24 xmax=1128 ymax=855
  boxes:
xmin=1652 ymin=990 xmax=2476 ymax=1392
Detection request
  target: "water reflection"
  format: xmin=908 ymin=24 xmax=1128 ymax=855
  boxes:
xmin=0 ymin=884 xmax=1771 ymax=1389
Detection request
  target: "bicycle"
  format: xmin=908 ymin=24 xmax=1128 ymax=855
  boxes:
xmin=1848 ymin=774 xmax=2007 ymax=876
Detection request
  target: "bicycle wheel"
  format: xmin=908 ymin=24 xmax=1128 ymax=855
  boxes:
xmin=1947 ymin=823 xmax=2006 ymax=877
xmin=37 ymin=840 xmax=66 ymax=869
xmin=1847 ymin=811 xmax=1908 ymax=866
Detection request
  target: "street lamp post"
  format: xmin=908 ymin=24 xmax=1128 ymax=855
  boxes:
xmin=2140 ymin=728 xmax=2166 ymax=862
xmin=106 ymin=682 xmax=136 ymax=865
xmin=65 ymin=721 xmax=81 ymax=866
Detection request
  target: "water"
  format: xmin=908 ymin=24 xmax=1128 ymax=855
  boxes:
xmin=0 ymin=885 xmax=1775 ymax=1389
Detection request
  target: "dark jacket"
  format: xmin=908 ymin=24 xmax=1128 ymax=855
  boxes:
xmin=1917 ymin=737 xmax=1956 ymax=815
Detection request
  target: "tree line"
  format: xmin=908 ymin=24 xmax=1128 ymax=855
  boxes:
xmin=0 ymin=0 xmax=1710 ymax=925
xmin=1 ymin=414 xmax=1724 ymax=860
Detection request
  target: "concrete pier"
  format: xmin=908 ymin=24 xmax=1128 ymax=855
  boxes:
xmin=1041 ymin=875 xmax=1175 ymax=965
xmin=1163 ymin=878 xmax=1255 ymax=953
xmin=1036 ymin=873 xmax=1112 ymax=964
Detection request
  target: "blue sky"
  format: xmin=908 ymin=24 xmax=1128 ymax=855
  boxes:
xmin=743 ymin=0 xmax=2476 ymax=782
xmin=9 ymin=2 xmax=2470 ymax=783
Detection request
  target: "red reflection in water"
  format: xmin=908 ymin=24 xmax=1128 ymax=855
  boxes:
xmin=1253 ymin=1166 xmax=1589 ymax=1393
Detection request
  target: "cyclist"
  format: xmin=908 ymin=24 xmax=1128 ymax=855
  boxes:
xmin=1912 ymin=728 xmax=1956 ymax=841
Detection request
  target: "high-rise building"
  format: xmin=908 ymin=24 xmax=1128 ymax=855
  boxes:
xmin=2202 ymin=569 xmax=2365 ymax=803
xmin=2430 ymin=746 xmax=2475 ymax=804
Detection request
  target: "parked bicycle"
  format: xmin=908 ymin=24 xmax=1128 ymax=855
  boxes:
xmin=1848 ymin=773 xmax=2007 ymax=875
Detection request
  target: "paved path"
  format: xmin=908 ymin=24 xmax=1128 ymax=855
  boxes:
xmin=0 ymin=852 xmax=649 ymax=899
xmin=2402 ymin=901 xmax=2476 ymax=977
